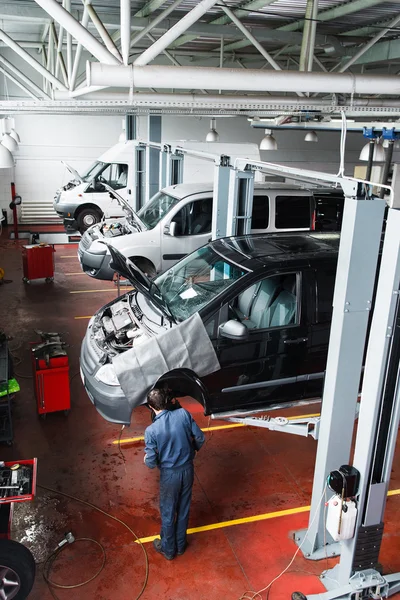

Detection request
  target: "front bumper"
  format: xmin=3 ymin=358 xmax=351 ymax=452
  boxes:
xmin=80 ymin=328 xmax=132 ymax=424
xmin=78 ymin=243 xmax=114 ymax=280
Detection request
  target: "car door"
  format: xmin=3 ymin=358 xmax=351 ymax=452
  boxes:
xmin=92 ymin=163 xmax=129 ymax=217
xmin=306 ymin=259 xmax=337 ymax=399
xmin=202 ymin=268 xmax=314 ymax=415
xmin=161 ymin=196 xmax=213 ymax=271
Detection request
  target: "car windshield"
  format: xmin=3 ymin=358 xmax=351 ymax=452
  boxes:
xmin=137 ymin=192 xmax=181 ymax=229
xmin=154 ymin=246 xmax=247 ymax=322
xmin=81 ymin=161 xmax=109 ymax=182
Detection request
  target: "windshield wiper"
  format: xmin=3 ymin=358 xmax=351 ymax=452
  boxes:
xmin=149 ymin=281 xmax=176 ymax=324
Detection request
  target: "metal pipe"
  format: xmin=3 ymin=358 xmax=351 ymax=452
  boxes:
xmin=87 ymin=3 xmax=122 ymax=62
xmin=0 ymin=29 xmax=68 ymax=91
xmin=299 ymin=0 xmax=318 ymax=72
xmin=134 ymin=0 xmax=219 ymax=66
xmin=120 ymin=0 xmax=131 ymax=65
xmin=130 ymin=0 xmax=185 ymax=49
xmin=34 ymin=0 xmax=121 ymax=65
xmin=365 ymin=139 xmax=375 ymax=181
xmin=339 ymin=12 xmax=400 ymax=73
xmin=379 ymin=140 xmax=394 ymax=198
xmin=0 ymin=66 xmax=38 ymax=100
xmin=146 ymin=33 xmax=181 ymax=67
xmin=70 ymin=4 xmax=90 ymax=91
xmin=88 ymin=62 xmax=400 ymax=95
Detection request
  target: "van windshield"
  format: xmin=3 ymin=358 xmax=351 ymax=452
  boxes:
xmin=82 ymin=161 xmax=106 ymax=182
xmin=137 ymin=192 xmax=181 ymax=230
xmin=153 ymin=246 xmax=246 ymax=322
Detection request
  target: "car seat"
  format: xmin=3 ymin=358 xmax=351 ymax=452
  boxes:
xmin=191 ymin=200 xmax=212 ymax=234
xmin=235 ymin=278 xmax=279 ymax=329
xmin=267 ymin=277 xmax=297 ymax=328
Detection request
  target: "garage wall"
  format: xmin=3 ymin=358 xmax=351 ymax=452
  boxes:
xmin=0 ymin=114 xmax=123 ymax=223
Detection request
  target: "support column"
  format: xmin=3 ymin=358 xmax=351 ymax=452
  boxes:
xmin=212 ymin=157 xmax=231 ymax=240
xmin=296 ymin=195 xmax=386 ymax=560
xmin=226 ymin=168 xmax=255 ymax=237
xmin=126 ymin=114 xmax=136 ymax=140
xmin=147 ymin=115 xmax=161 ymax=201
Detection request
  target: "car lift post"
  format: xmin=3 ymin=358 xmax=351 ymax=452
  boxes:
xmin=304 ymin=202 xmax=400 ymax=600
xmin=294 ymin=190 xmax=386 ymax=560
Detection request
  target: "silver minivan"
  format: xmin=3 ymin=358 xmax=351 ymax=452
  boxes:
xmin=78 ymin=182 xmax=316 ymax=280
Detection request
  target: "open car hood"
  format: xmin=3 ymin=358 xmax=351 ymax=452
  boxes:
xmin=103 ymin=184 xmax=146 ymax=231
xmin=62 ymin=161 xmax=83 ymax=183
xmin=104 ymin=243 xmax=175 ymax=323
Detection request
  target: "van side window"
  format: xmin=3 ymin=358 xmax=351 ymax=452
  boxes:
xmin=275 ymin=196 xmax=311 ymax=229
xmin=316 ymin=267 xmax=337 ymax=322
xmin=173 ymin=198 xmax=212 ymax=236
xmin=229 ymin=273 xmax=299 ymax=330
xmin=251 ymin=195 xmax=269 ymax=229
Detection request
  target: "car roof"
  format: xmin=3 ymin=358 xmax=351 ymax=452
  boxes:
xmin=163 ymin=180 xmax=318 ymax=199
xmin=210 ymin=232 xmax=340 ymax=269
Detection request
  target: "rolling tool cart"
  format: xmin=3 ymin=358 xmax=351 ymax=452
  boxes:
xmin=31 ymin=332 xmax=70 ymax=417
xmin=22 ymin=243 xmax=55 ymax=284
xmin=0 ymin=341 xmax=13 ymax=446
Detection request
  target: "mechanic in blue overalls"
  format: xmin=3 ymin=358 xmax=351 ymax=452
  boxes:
xmin=144 ymin=388 xmax=205 ymax=560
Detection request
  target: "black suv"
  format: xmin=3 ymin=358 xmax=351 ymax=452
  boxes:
xmin=80 ymin=233 xmax=339 ymax=424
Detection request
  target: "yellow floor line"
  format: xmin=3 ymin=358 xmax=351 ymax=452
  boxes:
xmin=135 ymin=488 xmax=400 ymax=545
xmin=74 ymin=315 xmax=93 ymax=320
xmin=70 ymin=288 xmax=133 ymax=294
xmin=113 ymin=414 xmax=321 ymax=445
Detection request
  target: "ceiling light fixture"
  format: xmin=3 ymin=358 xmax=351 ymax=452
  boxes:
xmin=304 ymin=130 xmax=318 ymax=143
xmin=359 ymin=140 xmax=386 ymax=162
xmin=10 ymin=129 xmax=20 ymax=144
xmin=0 ymin=144 xmax=14 ymax=168
xmin=1 ymin=133 xmax=18 ymax=153
xmin=206 ymin=118 xmax=219 ymax=142
xmin=260 ymin=129 xmax=278 ymax=150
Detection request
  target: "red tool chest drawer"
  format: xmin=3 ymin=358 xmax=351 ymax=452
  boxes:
xmin=22 ymin=244 xmax=55 ymax=283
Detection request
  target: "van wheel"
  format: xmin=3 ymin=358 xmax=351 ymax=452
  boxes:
xmin=76 ymin=208 xmax=102 ymax=232
xmin=0 ymin=539 xmax=36 ymax=599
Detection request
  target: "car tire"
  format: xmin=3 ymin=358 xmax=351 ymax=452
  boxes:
xmin=0 ymin=539 xmax=36 ymax=599
xmin=76 ymin=208 xmax=102 ymax=232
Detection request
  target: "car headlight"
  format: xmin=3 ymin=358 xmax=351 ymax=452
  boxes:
xmin=95 ymin=363 xmax=120 ymax=386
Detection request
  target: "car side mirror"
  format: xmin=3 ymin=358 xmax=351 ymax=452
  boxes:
xmin=219 ymin=320 xmax=248 ymax=341
xmin=169 ymin=221 xmax=178 ymax=237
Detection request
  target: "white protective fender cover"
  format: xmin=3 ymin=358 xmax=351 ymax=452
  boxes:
xmin=112 ymin=312 xmax=220 ymax=410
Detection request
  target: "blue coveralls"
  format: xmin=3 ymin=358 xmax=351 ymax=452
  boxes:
xmin=144 ymin=408 xmax=205 ymax=557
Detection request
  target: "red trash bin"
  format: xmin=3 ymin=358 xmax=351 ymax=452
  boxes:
xmin=22 ymin=244 xmax=55 ymax=283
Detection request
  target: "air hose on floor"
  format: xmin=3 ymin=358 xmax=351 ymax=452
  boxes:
xmin=38 ymin=484 xmax=149 ymax=600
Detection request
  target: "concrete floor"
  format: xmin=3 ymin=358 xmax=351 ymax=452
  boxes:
xmin=1 ymin=231 xmax=400 ymax=600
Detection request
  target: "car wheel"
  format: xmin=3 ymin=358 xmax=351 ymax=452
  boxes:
xmin=0 ymin=539 xmax=35 ymax=599
xmin=76 ymin=208 xmax=102 ymax=232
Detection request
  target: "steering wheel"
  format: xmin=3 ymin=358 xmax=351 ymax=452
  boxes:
xmin=98 ymin=176 xmax=107 ymax=183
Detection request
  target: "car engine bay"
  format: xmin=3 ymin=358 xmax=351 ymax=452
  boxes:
xmin=92 ymin=297 xmax=148 ymax=357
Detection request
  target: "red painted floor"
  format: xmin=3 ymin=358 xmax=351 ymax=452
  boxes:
xmin=0 ymin=232 xmax=399 ymax=600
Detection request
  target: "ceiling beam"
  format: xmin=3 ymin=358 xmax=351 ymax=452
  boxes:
xmin=341 ymin=36 xmax=400 ymax=66
xmin=0 ymin=56 xmax=52 ymax=99
xmin=279 ymin=0 xmax=390 ymax=33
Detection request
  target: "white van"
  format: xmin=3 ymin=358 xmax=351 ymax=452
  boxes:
xmin=53 ymin=142 xmax=135 ymax=231
xmin=78 ymin=182 xmax=316 ymax=280
xmin=53 ymin=141 xmax=263 ymax=232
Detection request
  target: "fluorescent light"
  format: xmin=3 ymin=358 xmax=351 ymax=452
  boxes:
xmin=260 ymin=129 xmax=277 ymax=150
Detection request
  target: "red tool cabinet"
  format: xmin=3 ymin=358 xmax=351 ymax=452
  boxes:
xmin=31 ymin=339 xmax=70 ymax=417
xmin=22 ymin=244 xmax=55 ymax=283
